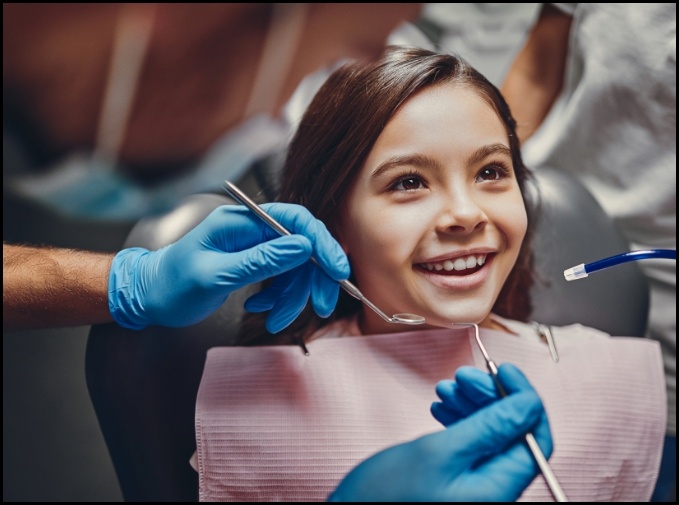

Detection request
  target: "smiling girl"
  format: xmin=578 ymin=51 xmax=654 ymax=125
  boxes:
xmin=197 ymin=46 xmax=665 ymax=501
xmin=240 ymin=45 xmax=534 ymax=342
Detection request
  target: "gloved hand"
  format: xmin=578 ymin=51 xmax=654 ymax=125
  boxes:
xmin=329 ymin=363 xmax=552 ymax=502
xmin=108 ymin=203 xmax=349 ymax=331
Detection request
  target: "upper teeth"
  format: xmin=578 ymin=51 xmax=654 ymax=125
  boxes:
xmin=423 ymin=254 xmax=487 ymax=272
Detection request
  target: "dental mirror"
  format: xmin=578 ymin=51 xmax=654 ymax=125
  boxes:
xmin=392 ymin=313 xmax=427 ymax=324
xmin=337 ymin=279 xmax=426 ymax=325
xmin=223 ymin=181 xmax=427 ymax=327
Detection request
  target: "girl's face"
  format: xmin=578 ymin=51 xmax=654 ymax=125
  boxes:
xmin=336 ymin=83 xmax=527 ymax=334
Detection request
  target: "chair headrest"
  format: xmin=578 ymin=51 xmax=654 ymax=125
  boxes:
xmin=527 ymin=167 xmax=649 ymax=336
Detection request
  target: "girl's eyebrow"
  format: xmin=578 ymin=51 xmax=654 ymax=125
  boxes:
xmin=370 ymin=154 xmax=442 ymax=179
xmin=370 ymin=144 xmax=512 ymax=180
xmin=467 ymin=143 xmax=512 ymax=166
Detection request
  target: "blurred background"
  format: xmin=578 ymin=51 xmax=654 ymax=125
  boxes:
xmin=3 ymin=3 xmax=540 ymax=501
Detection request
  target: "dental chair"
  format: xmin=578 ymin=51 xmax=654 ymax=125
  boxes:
xmin=86 ymin=165 xmax=650 ymax=501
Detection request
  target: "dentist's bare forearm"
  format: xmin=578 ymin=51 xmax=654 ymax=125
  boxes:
xmin=3 ymin=243 xmax=115 ymax=330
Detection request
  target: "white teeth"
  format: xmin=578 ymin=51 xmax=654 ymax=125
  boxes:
xmin=423 ymin=254 xmax=487 ymax=272
xmin=453 ymin=258 xmax=467 ymax=271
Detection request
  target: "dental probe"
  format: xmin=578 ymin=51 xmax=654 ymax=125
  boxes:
xmin=461 ymin=323 xmax=569 ymax=502
xmin=223 ymin=181 xmax=426 ymax=326
xmin=564 ymin=249 xmax=676 ymax=281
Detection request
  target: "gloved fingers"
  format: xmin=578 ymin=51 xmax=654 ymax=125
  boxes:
xmin=309 ymin=266 xmax=341 ymax=318
xmin=431 ymin=400 xmax=463 ymax=427
xmin=530 ymin=411 xmax=553 ymax=460
xmin=461 ymin=438 xmax=542 ymax=502
xmin=454 ymin=366 xmax=499 ymax=400
xmin=244 ymin=252 xmax=341 ymax=320
xmin=437 ymin=389 xmax=545 ymax=465
xmin=264 ymin=263 xmax=313 ymax=333
xmin=430 ymin=367 xmax=501 ymax=427
xmin=434 ymin=378 xmax=456 ymax=401
xmin=464 ymin=408 xmax=553 ymax=501
xmin=195 ymin=203 xmax=326 ymax=253
xmin=244 ymin=272 xmax=296 ymax=313
xmin=495 ymin=363 xmax=553 ymax=457
xmin=431 ymin=381 xmax=484 ymax=426
xmin=217 ymin=235 xmax=313 ymax=288
xmin=496 ymin=363 xmax=534 ymax=394
xmin=448 ymin=364 xmax=539 ymax=414
xmin=244 ymin=262 xmax=337 ymax=332
xmin=191 ymin=205 xmax=271 ymax=251
xmin=261 ymin=203 xmax=350 ymax=282
xmin=530 ymin=400 xmax=552 ymax=457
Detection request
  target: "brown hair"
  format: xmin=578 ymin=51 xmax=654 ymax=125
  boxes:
xmin=239 ymin=46 xmax=535 ymax=346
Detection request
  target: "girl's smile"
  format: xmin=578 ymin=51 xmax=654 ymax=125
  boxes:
xmin=415 ymin=251 xmax=496 ymax=290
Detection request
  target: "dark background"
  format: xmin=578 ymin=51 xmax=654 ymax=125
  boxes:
xmin=3 ymin=189 xmax=130 ymax=502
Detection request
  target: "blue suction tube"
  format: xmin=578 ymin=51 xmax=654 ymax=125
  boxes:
xmin=564 ymin=249 xmax=676 ymax=281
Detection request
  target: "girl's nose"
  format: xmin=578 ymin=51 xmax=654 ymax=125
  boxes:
xmin=435 ymin=189 xmax=488 ymax=235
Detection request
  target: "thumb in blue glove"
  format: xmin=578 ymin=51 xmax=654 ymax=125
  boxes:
xmin=329 ymin=363 xmax=552 ymax=502
xmin=108 ymin=203 xmax=349 ymax=330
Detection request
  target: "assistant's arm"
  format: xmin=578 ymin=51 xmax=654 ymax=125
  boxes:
xmin=3 ymin=243 xmax=114 ymax=330
xmin=500 ymin=4 xmax=573 ymax=143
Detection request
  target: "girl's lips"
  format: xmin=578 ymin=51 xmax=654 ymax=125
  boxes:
xmin=415 ymin=254 xmax=495 ymax=290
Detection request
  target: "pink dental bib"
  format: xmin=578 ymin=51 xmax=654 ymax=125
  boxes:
xmin=194 ymin=320 xmax=665 ymax=502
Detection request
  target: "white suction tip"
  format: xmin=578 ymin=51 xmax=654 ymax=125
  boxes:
xmin=563 ymin=263 xmax=588 ymax=281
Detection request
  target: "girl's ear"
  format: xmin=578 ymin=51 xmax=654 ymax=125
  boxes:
xmin=331 ymin=217 xmax=350 ymax=255
xmin=336 ymin=236 xmax=350 ymax=256
xmin=339 ymin=236 xmax=350 ymax=256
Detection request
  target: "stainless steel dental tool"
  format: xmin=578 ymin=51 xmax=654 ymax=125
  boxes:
xmin=223 ymin=181 xmax=426 ymax=326
xmin=460 ymin=322 xmax=569 ymax=502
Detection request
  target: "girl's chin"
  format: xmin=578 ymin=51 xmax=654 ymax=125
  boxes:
xmin=418 ymin=310 xmax=494 ymax=330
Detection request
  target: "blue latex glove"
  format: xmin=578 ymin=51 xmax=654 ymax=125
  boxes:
xmin=108 ymin=203 xmax=349 ymax=331
xmin=329 ymin=363 xmax=552 ymax=502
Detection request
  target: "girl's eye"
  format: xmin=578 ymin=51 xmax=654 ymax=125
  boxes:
xmin=476 ymin=163 xmax=510 ymax=183
xmin=390 ymin=176 xmax=425 ymax=192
